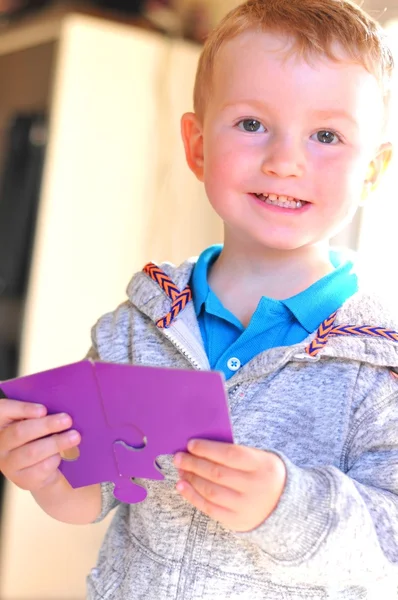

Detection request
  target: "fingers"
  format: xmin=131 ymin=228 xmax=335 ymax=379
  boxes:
xmin=0 ymin=398 xmax=47 ymax=428
xmin=0 ymin=413 xmax=74 ymax=454
xmin=176 ymin=477 xmax=236 ymax=524
xmin=179 ymin=470 xmax=242 ymax=509
xmin=174 ymin=453 xmax=249 ymax=493
xmin=178 ymin=440 xmax=263 ymax=472
xmin=15 ymin=453 xmax=63 ymax=490
xmin=7 ymin=427 xmax=81 ymax=473
xmin=175 ymin=443 xmax=288 ymax=532
xmin=11 ymin=431 xmax=81 ymax=491
xmin=0 ymin=410 xmax=81 ymax=492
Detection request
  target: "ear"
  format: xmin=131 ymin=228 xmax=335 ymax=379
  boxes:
xmin=181 ymin=112 xmax=205 ymax=182
xmin=360 ymin=142 xmax=393 ymax=205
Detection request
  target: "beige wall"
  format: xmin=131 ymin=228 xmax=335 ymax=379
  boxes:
xmin=0 ymin=14 xmax=222 ymax=600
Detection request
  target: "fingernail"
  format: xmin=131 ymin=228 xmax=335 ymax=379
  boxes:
xmin=174 ymin=453 xmax=182 ymax=466
xmin=188 ymin=440 xmax=197 ymax=452
xmin=176 ymin=481 xmax=185 ymax=493
xmin=58 ymin=413 xmax=71 ymax=424
xmin=67 ymin=430 xmax=80 ymax=443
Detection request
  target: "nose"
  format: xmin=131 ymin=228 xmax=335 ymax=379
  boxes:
xmin=261 ymin=135 xmax=305 ymax=179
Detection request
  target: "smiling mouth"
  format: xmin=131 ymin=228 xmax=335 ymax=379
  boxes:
xmin=253 ymin=193 xmax=308 ymax=209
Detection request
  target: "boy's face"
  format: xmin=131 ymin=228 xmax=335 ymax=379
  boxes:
xmin=182 ymin=30 xmax=392 ymax=252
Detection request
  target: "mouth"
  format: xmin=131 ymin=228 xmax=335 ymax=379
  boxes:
xmin=252 ymin=193 xmax=308 ymax=210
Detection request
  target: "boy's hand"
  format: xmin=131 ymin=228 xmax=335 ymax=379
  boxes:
xmin=0 ymin=398 xmax=80 ymax=492
xmin=174 ymin=440 xmax=286 ymax=532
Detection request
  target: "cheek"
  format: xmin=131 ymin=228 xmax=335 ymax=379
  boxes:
xmin=313 ymin=150 xmax=367 ymax=199
xmin=203 ymin=144 xmax=245 ymax=219
xmin=203 ymin=135 xmax=254 ymax=192
xmin=204 ymin=145 xmax=238 ymax=195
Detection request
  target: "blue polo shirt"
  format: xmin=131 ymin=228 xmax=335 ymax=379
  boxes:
xmin=191 ymin=245 xmax=358 ymax=380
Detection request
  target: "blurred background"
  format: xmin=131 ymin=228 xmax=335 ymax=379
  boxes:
xmin=0 ymin=0 xmax=396 ymax=598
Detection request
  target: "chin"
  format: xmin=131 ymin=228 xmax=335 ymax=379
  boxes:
xmin=253 ymin=235 xmax=311 ymax=252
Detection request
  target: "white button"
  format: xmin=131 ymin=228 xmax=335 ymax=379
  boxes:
xmin=227 ymin=357 xmax=241 ymax=372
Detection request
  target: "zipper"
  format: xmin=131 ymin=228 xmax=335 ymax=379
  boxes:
xmin=161 ymin=328 xmax=205 ymax=371
xmin=228 ymin=383 xmax=241 ymax=397
xmin=226 ymin=384 xmax=244 ymax=414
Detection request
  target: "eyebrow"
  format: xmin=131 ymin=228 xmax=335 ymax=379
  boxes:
xmin=221 ymin=100 xmax=269 ymax=112
xmin=221 ymin=101 xmax=358 ymax=128
xmin=313 ymin=110 xmax=358 ymax=128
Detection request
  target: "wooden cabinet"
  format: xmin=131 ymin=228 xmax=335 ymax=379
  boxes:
xmin=0 ymin=7 xmax=222 ymax=599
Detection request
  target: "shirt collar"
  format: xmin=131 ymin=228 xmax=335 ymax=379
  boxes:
xmin=282 ymin=250 xmax=358 ymax=332
xmin=192 ymin=244 xmax=223 ymax=316
xmin=191 ymin=245 xmax=358 ymax=332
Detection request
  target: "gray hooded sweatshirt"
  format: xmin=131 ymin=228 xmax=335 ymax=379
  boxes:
xmin=87 ymin=258 xmax=398 ymax=600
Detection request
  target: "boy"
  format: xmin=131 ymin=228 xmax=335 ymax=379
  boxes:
xmin=0 ymin=0 xmax=398 ymax=598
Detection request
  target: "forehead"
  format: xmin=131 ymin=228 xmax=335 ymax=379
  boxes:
xmin=211 ymin=30 xmax=383 ymax=122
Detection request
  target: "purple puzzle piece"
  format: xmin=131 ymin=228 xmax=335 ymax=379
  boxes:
xmin=0 ymin=361 xmax=146 ymax=501
xmin=94 ymin=362 xmax=233 ymax=502
xmin=0 ymin=360 xmax=233 ymax=503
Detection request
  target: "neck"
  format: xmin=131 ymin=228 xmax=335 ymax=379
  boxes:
xmin=208 ymin=233 xmax=334 ymax=326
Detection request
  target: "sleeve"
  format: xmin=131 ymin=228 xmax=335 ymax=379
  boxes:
xmin=242 ymin=388 xmax=398 ymax=586
xmin=92 ymin=481 xmax=120 ymax=523
xmin=85 ymin=304 xmax=133 ymax=522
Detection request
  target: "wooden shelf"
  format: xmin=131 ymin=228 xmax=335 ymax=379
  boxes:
xmin=0 ymin=2 xmax=158 ymax=57
xmin=0 ymin=17 xmax=60 ymax=56
xmin=0 ymin=5 xmax=63 ymax=56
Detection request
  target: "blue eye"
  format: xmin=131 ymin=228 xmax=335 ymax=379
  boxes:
xmin=313 ymin=130 xmax=339 ymax=144
xmin=237 ymin=119 xmax=266 ymax=133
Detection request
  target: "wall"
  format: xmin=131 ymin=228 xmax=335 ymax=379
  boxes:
xmin=0 ymin=14 xmax=222 ymax=600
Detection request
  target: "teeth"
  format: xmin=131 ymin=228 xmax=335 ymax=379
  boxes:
xmin=256 ymin=193 xmax=304 ymax=210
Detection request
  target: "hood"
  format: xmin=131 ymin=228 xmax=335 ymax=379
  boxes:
xmin=126 ymin=257 xmax=398 ymax=370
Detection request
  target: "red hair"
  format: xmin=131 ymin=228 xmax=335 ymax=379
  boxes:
xmin=193 ymin=0 xmax=394 ymax=121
